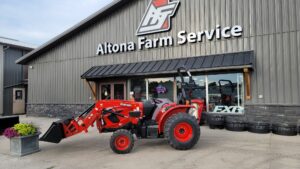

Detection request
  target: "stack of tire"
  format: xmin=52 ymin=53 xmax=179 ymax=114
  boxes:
xmin=207 ymin=113 xmax=225 ymax=129
xmin=225 ymin=115 xmax=247 ymax=131
xmin=207 ymin=113 xmax=247 ymax=131
xmin=270 ymin=115 xmax=298 ymax=136
xmin=272 ymin=123 xmax=298 ymax=136
xmin=199 ymin=112 xmax=207 ymax=126
xmin=207 ymin=113 xmax=299 ymax=136
xmin=247 ymin=116 xmax=271 ymax=134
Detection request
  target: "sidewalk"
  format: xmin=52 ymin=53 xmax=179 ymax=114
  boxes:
xmin=0 ymin=116 xmax=299 ymax=169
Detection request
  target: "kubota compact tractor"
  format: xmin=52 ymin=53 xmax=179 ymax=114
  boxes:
xmin=40 ymin=68 xmax=205 ymax=154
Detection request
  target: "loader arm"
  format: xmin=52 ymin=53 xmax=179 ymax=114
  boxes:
xmin=40 ymin=104 xmax=103 ymax=143
xmin=40 ymin=100 xmax=143 ymax=144
xmin=63 ymin=108 xmax=102 ymax=138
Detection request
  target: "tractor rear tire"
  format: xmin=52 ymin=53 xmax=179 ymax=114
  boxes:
xmin=110 ymin=129 xmax=134 ymax=154
xmin=164 ymin=113 xmax=200 ymax=150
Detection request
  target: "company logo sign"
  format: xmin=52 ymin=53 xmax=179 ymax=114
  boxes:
xmin=96 ymin=1 xmax=244 ymax=56
xmin=136 ymin=0 xmax=180 ymax=36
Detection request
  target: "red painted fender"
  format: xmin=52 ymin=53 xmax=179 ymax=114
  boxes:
xmin=156 ymin=105 xmax=193 ymax=133
xmin=191 ymin=99 xmax=205 ymax=122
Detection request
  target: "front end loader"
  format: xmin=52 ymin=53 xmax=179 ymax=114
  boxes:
xmin=40 ymin=68 xmax=205 ymax=154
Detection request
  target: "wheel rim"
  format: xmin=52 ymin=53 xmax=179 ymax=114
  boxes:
xmin=114 ymin=135 xmax=130 ymax=151
xmin=173 ymin=122 xmax=193 ymax=142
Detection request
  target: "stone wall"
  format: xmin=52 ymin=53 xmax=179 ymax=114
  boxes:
xmin=245 ymin=105 xmax=300 ymax=124
xmin=27 ymin=104 xmax=300 ymax=125
xmin=27 ymin=104 xmax=91 ymax=118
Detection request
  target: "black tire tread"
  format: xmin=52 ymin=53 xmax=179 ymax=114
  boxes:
xmin=207 ymin=113 xmax=225 ymax=126
xmin=225 ymin=115 xmax=246 ymax=132
xmin=225 ymin=122 xmax=246 ymax=132
xmin=110 ymin=129 xmax=134 ymax=154
xmin=272 ymin=123 xmax=297 ymax=136
xmin=225 ymin=115 xmax=246 ymax=123
xmin=164 ymin=113 xmax=200 ymax=150
xmin=247 ymin=121 xmax=270 ymax=134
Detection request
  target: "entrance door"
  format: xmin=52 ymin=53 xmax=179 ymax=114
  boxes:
xmin=100 ymin=84 xmax=111 ymax=100
xmin=100 ymin=82 xmax=126 ymax=100
xmin=12 ymin=88 xmax=25 ymax=114
xmin=113 ymin=83 xmax=125 ymax=100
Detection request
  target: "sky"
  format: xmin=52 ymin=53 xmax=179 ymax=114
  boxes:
xmin=0 ymin=0 xmax=113 ymax=46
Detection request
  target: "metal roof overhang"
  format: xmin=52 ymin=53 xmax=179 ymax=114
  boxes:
xmin=81 ymin=51 xmax=254 ymax=81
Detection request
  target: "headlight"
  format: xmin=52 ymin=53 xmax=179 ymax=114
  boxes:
xmin=189 ymin=103 xmax=199 ymax=119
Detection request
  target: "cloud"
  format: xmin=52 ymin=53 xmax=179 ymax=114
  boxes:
xmin=0 ymin=0 xmax=113 ymax=45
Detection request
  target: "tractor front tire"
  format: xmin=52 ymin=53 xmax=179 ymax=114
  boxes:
xmin=110 ymin=129 xmax=134 ymax=154
xmin=164 ymin=113 xmax=200 ymax=150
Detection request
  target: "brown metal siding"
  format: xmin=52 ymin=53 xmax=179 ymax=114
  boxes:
xmin=28 ymin=0 xmax=300 ymax=105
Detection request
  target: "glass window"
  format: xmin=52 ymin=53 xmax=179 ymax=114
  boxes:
xmin=129 ymin=72 xmax=245 ymax=114
xmin=114 ymin=84 xmax=125 ymax=100
xmin=130 ymin=79 xmax=147 ymax=101
xmin=207 ymin=73 xmax=244 ymax=114
xmin=101 ymin=84 xmax=111 ymax=100
xmin=148 ymin=78 xmax=174 ymax=101
xmin=15 ymin=90 xmax=23 ymax=100
xmin=176 ymin=75 xmax=206 ymax=101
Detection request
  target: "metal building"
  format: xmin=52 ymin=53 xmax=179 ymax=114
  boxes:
xmin=0 ymin=37 xmax=35 ymax=116
xmin=16 ymin=0 xmax=300 ymax=123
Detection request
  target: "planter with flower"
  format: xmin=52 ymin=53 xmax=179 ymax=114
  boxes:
xmin=3 ymin=123 xmax=41 ymax=156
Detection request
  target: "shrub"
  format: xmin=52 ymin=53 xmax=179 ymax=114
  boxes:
xmin=3 ymin=123 xmax=38 ymax=139
xmin=3 ymin=128 xmax=19 ymax=139
xmin=13 ymin=123 xmax=37 ymax=136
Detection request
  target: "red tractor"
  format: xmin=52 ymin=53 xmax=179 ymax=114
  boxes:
xmin=40 ymin=68 xmax=205 ymax=154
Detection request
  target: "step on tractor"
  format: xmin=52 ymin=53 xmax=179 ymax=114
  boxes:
xmin=40 ymin=67 xmax=205 ymax=154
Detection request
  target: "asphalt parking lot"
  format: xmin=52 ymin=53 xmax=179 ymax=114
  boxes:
xmin=0 ymin=116 xmax=299 ymax=169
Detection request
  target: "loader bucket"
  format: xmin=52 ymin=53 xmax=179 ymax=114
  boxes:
xmin=40 ymin=119 xmax=68 ymax=143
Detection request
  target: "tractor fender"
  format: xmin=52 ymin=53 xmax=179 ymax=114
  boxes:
xmin=156 ymin=105 xmax=193 ymax=133
xmin=191 ymin=99 xmax=205 ymax=123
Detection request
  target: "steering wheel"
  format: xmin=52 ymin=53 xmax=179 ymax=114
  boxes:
xmin=152 ymin=98 xmax=162 ymax=104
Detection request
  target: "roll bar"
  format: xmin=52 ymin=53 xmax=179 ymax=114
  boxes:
xmin=177 ymin=67 xmax=196 ymax=104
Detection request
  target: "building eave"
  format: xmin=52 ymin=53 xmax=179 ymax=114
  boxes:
xmin=0 ymin=37 xmax=36 ymax=50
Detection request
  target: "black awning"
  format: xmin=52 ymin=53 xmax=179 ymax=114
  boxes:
xmin=81 ymin=51 xmax=254 ymax=80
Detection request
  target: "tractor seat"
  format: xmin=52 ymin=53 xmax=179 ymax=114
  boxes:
xmin=143 ymin=101 xmax=157 ymax=120
xmin=151 ymin=99 xmax=172 ymax=120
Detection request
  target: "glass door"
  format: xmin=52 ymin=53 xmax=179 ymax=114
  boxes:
xmin=100 ymin=82 xmax=126 ymax=100
xmin=114 ymin=83 xmax=125 ymax=100
xmin=100 ymin=84 xmax=112 ymax=100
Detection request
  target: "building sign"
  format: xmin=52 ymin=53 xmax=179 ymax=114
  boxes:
xmin=96 ymin=0 xmax=243 ymax=55
xmin=136 ymin=0 xmax=180 ymax=36
xmin=96 ymin=25 xmax=243 ymax=55
xmin=213 ymin=106 xmax=244 ymax=114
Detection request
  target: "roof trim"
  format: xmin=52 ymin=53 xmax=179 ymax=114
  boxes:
xmin=0 ymin=37 xmax=36 ymax=50
xmin=16 ymin=0 xmax=131 ymax=64
xmin=81 ymin=51 xmax=255 ymax=80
